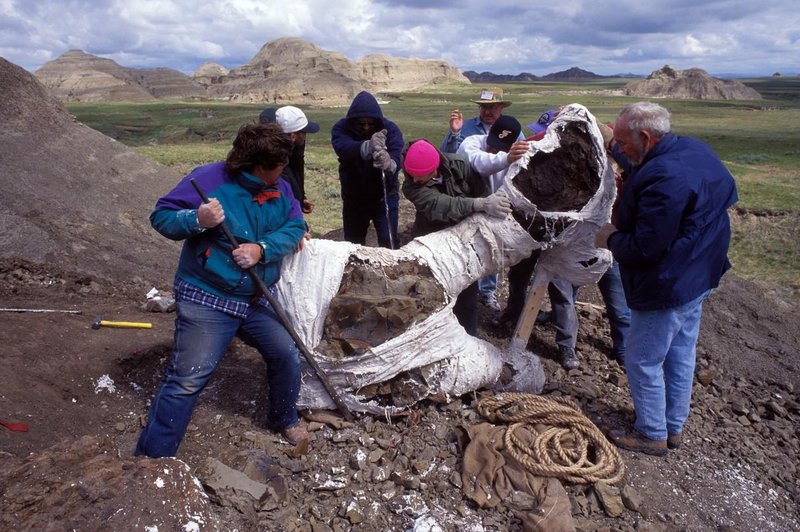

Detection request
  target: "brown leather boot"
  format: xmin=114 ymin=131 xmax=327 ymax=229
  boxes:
xmin=667 ymin=433 xmax=683 ymax=450
xmin=281 ymin=423 xmax=309 ymax=445
xmin=609 ymin=428 xmax=668 ymax=456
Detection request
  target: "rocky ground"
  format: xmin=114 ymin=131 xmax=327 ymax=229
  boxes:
xmin=1 ymin=254 xmax=798 ymax=531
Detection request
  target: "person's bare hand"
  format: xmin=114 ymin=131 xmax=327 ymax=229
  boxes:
xmin=594 ymin=223 xmax=618 ymax=249
xmin=449 ymin=109 xmax=463 ymax=134
xmin=197 ymin=198 xmax=224 ymax=228
xmin=302 ymin=199 xmax=314 ymax=214
xmin=295 ymin=232 xmax=311 ymax=252
xmin=506 ymin=140 xmax=530 ymax=164
xmin=232 ymin=243 xmax=262 ymax=269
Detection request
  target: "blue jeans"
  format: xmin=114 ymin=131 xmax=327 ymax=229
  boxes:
xmin=503 ymin=254 xmax=577 ymax=349
xmin=597 ymin=261 xmax=631 ymax=362
xmin=135 ymin=299 xmax=301 ymax=458
xmin=342 ymin=194 xmax=399 ymax=249
xmin=548 ymin=278 xmax=578 ymax=351
xmin=478 ymin=274 xmax=497 ymax=296
xmin=625 ymin=290 xmax=711 ymax=441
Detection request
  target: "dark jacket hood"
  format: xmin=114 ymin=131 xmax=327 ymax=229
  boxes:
xmin=345 ymin=91 xmax=385 ymax=122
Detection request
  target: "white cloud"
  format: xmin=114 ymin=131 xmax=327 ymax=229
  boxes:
xmin=1 ymin=0 xmax=798 ymax=76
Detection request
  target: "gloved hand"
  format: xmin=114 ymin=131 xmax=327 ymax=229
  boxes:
xmin=373 ymin=149 xmax=393 ymax=171
xmin=371 ymin=129 xmax=388 ymax=151
xmin=473 ymin=192 xmax=512 ymax=218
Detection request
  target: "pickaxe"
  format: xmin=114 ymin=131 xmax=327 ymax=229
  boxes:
xmin=190 ymin=178 xmax=354 ymax=421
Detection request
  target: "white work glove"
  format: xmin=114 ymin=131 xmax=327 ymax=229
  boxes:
xmin=373 ymin=149 xmax=393 ymax=171
xmin=473 ymin=192 xmax=512 ymax=218
xmin=371 ymin=129 xmax=388 ymax=151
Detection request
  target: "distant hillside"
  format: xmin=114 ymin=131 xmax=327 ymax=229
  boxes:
xmin=462 ymin=71 xmax=539 ymax=82
xmin=624 ymin=65 xmax=762 ymax=100
xmin=464 ymin=67 xmax=603 ymax=83
xmin=35 ymin=50 xmax=206 ymax=102
xmin=33 ymin=38 xmax=469 ymax=104
xmin=543 ymin=67 xmax=603 ymax=80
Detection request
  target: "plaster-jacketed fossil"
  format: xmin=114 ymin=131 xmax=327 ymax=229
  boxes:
xmin=276 ymin=104 xmax=615 ymax=415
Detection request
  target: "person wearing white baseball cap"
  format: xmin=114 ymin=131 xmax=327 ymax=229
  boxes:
xmin=259 ymin=106 xmax=320 ymax=215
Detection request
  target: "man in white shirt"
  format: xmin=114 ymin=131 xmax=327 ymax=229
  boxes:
xmin=457 ymin=115 xmax=528 ymax=311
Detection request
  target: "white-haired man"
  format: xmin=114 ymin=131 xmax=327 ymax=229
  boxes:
xmin=596 ymin=102 xmax=738 ymax=456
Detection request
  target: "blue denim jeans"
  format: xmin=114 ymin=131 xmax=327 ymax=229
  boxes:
xmin=342 ymin=193 xmax=399 ymax=249
xmin=135 ymin=299 xmax=301 ymax=458
xmin=549 ymin=278 xmax=579 ymax=350
xmin=625 ymin=289 xmax=711 ymax=441
xmin=597 ymin=260 xmax=631 ymax=362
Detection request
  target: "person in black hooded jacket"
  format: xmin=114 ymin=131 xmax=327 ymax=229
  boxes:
xmin=331 ymin=91 xmax=404 ymax=248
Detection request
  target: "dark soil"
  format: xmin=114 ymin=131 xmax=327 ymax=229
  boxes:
xmin=1 ymin=236 xmax=798 ymax=531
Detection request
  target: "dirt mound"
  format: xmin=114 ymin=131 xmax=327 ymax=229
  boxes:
xmin=624 ymin=65 xmax=762 ymax=100
xmin=0 ymin=57 xmax=182 ymax=287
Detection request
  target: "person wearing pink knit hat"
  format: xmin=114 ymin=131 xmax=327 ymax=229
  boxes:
xmin=401 ymin=139 xmax=512 ymax=336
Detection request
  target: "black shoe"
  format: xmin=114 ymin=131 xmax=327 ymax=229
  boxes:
xmin=667 ymin=433 xmax=683 ymax=450
xmin=560 ymin=347 xmax=580 ymax=370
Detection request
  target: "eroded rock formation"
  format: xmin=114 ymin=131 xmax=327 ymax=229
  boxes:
xmin=34 ymin=49 xmax=206 ymax=102
xmin=624 ymin=65 xmax=762 ymax=100
xmin=32 ymin=38 xmax=470 ymax=104
xmin=357 ymin=54 xmax=470 ymax=91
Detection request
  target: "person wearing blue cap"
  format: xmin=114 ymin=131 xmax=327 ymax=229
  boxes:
xmin=527 ymin=109 xmax=559 ymax=140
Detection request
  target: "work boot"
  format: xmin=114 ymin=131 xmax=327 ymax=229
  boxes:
xmin=479 ymin=292 xmax=501 ymax=312
xmin=281 ymin=423 xmax=309 ymax=445
xmin=667 ymin=433 xmax=683 ymax=450
xmin=608 ymin=428 xmax=668 ymax=456
xmin=560 ymin=347 xmax=580 ymax=370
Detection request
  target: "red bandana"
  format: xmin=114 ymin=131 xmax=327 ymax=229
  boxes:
xmin=253 ymin=189 xmax=280 ymax=205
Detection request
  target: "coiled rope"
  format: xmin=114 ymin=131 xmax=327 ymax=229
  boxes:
xmin=477 ymin=393 xmax=625 ymax=485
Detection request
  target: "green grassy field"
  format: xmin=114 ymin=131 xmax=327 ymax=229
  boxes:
xmin=67 ymin=78 xmax=800 ymax=296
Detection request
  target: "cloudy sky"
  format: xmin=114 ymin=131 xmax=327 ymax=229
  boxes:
xmin=2 ymin=0 xmax=798 ymax=77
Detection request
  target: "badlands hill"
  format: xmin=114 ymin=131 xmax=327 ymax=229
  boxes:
xmin=0 ymin=57 xmax=181 ymax=286
xmin=34 ymin=37 xmax=469 ymax=104
xmin=624 ymin=65 xmax=762 ymax=100
xmin=34 ymin=49 xmax=206 ymax=102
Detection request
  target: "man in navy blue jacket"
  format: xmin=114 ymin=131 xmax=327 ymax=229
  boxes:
xmin=595 ymin=102 xmax=738 ymax=456
xmin=331 ymin=91 xmax=404 ymax=248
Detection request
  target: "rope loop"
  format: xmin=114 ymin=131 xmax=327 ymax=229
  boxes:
xmin=479 ymin=393 xmax=625 ymax=485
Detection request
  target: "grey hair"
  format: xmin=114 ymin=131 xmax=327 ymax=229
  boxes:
xmin=617 ymin=102 xmax=671 ymax=137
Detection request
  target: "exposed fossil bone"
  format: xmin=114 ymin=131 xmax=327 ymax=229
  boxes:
xmin=276 ymin=104 xmax=615 ymax=415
